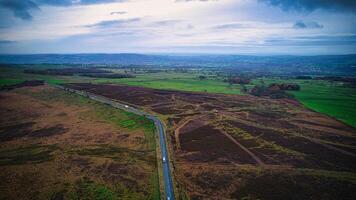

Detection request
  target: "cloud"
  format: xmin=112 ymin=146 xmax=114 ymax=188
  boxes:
xmin=259 ymin=0 xmax=356 ymax=12
xmin=293 ymin=21 xmax=324 ymax=29
xmin=110 ymin=11 xmax=127 ymax=15
xmin=186 ymin=24 xmax=194 ymax=29
xmin=0 ymin=40 xmax=16 ymax=44
xmin=0 ymin=0 xmax=125 ymax=20
xmin=84 ymin=18 xmax=141 ymax=28
xmin=214 ymin=23 xmax=250 ymax=30
xmin=34 ymin=0 xmax=120 ymax=6
xmin=154 ymin=20 xmax=182 ymax=26
xmin=175 ymin=0 xmax=218 ymax=2
xmin=0 ymin=0 xmax=39 ymax=20
xmin=264 ymin=35 xmax=356 ymax=46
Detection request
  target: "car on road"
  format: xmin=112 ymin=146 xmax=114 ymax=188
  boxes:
xmin=124 ymin=105 xmax=129 ymax=108
xmin=163 ymin=156 xmax=166 ymax=163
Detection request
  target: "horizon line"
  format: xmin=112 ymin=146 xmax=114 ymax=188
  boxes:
xmin=1 ymin=53 xmax=356 ymax=57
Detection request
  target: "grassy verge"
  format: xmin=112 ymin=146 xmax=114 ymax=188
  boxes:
xmin=68 ymin=178 xmax=118 ymax=200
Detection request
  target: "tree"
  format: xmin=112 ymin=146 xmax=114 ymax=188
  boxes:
xmin=198 ymin=75 xmax=207 ymax=80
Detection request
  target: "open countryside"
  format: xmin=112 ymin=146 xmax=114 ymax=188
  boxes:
xmin=1 ymin=0 xmax=356 ymax=199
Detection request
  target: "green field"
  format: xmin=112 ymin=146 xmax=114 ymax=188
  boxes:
xmin=292 ymin=82 xmax=356 ymax=127
xmin=95 ymin=72 xmax=242 ymax=94
xmin=254 ymin=78 xmax=356 ymax=127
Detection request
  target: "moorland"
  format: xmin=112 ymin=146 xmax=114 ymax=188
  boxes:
xmin=0 ymin=84 xmax=160 ymax=199
xmin=1 ymin=54 xmax=356 ymax=199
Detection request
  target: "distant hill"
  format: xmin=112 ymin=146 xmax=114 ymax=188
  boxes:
xmin=0 ymin=53 xmax=355 ymax=75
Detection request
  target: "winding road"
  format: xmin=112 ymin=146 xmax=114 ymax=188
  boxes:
xmin=54 ymin=84 xmax=175 ymax=200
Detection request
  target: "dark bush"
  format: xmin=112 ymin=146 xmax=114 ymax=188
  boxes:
xmin=24 ymin=69 xmax=48 ymax=75
xmin=296 ymin=76 xmax=312 ymax=79
xmin=227 ymin=77 xmax=251 ymax=84
xmin=269 ymin=83 xmax=300 ymax=91
xmin=24 ymin=68 xmax=109 ymax=76
xmin=250 ymin=85 xmax=290 ymax=99
xmin=250 ymin=85 xmax=268 ymax=97
xmin=198 ymin=75 xmax=207 ymax=80
xmin=80 ymin=73 xmax=135 ymax=78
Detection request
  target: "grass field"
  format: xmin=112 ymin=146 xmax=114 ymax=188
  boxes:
xmin=254 ymin=78 xmax=356 ymax=127
xmin=95 ymin=72 xmax=243 ymax=94
xmin=292 ymin=82 xmax=356 ymax=128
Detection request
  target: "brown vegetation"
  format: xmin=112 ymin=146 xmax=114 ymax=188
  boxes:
xmin=67 ymin=83 xmax=356 ymax=199
xmin=24 ymin=68 xmax=109 ymax=76
xmin=0 ymin=85 xmax=157 ymax=199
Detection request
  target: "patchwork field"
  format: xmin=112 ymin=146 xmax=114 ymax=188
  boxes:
xmin=67 ymin=83 xmax=356 ymax=200
xmin=95 ymin=75 xmax=356 ymax=128
xmin=1 ymin=66 xmax=355 ymax=128
xmin=0 ymin=85 xmax=159 ymax=199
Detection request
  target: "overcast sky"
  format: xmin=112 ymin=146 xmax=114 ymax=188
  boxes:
xmin=0 ymin=0 xmax=355 ymax=55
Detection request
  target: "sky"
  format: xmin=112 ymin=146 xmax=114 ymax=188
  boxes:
xmin=0 ymin=0 xmax=355 ymax=55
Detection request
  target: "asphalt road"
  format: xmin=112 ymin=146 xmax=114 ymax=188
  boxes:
xmin=55 ymin=85 xmax=175 ymax=200
xmin=148 ymin=115 xmax=175 ymax=200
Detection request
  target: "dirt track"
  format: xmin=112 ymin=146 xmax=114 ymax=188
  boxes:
xmin=174 ymin=114 xmax=209 ymax=150
xmin=220 ymin=130 xmax=264 ymax=165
